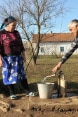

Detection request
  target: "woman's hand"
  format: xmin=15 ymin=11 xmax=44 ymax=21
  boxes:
xmin=52 ymin=62 xmax=62 ymax=73
xmin=0 ymin=55 xmax=3 ymax=67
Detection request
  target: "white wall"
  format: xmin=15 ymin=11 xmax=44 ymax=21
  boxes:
xmin=33 ymin=42 xmax=78 ymax=55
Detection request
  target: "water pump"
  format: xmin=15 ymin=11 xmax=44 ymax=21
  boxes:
xmin=57 ymin=71 xmax=67 ymax=97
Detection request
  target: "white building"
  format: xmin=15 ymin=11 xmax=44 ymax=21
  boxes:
xmin=32 ymin=33 xmax=78 ymax=55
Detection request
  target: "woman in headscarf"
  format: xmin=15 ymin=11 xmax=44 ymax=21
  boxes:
xmin=0 ymin=16 xmax=35 ymax=99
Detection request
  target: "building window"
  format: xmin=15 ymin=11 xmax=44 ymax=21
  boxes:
xmin=60 ymin=47 xmax=64 ymax=52
xmin=41 ymin=47 xmax=44 ymax=53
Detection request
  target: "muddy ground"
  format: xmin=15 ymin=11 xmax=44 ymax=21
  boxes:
xmin=0 ymin=92 xmax=78 ymax=117
xmin=0 ymin=81 xmax=78 ymax=117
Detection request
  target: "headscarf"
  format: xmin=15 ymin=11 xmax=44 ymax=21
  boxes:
xmin=0 ymin=16 xmax=16 ymax=30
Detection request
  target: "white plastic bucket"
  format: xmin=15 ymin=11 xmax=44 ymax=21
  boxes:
xmin=37 ymin=82 xmax=54 ymax=99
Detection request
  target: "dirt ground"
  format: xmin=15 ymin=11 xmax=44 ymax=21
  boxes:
xmin=0 ymin=93 xmax=78 ymax=117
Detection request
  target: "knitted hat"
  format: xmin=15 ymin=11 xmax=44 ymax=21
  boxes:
xmin=0 ymin=16 xmax=16 ymax=30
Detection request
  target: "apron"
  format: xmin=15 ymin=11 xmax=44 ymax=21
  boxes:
xmin=2 ymin=55 xmax=26 ymax=85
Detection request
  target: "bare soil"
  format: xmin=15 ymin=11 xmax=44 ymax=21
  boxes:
xmin=0 ymin=93 xmax=78 ymax=117
xmin=0 ymin=80 xmax=78 ymax=117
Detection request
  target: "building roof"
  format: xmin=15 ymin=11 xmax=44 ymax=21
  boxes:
xmin=32 ymin=33 xmax=74 ymax=43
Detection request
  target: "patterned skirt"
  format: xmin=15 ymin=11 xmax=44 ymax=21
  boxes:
xmin=2 ymin=55 xmax=26 ymax=85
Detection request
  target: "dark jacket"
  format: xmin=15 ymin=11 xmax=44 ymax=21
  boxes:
xmin=61 ymin=37 xmax=78 ymax=64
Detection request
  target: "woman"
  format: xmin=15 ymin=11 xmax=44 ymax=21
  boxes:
xmin=0 ymin=16 xmax=35 ymax=99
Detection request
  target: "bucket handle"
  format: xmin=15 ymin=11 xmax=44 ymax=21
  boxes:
xmin=41 ymin=74 xmax=55 ymax=82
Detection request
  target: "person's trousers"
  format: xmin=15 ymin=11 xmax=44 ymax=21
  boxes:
xmin=8 ymin=79 xmax=30 ymax=95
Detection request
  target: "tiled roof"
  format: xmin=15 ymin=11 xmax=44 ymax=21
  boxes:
xmin=32 ymin=33 xmax=74 ymax=43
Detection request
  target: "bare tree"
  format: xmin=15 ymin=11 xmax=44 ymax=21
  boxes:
xmin=0 ymin=0 xmax=67 ymax=65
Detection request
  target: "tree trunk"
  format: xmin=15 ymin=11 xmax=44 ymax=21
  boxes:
xmin=33 ymin=55 xmax=37 ymax=65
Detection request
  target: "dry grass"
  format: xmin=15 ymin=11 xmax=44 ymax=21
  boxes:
xmin=0 ymin=55 xmax=78 ymax=94
xmin=26 ymin=55 xmax=78 ymax=90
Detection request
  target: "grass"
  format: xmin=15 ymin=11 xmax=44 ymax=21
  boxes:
xmin=0 ymin=55 xmax=78 ymax=94
xmin=26 ymin=55 xmax=78 ymax=91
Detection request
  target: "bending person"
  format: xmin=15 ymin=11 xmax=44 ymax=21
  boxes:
xmin=52 ymin=19 xmax=78 ymax=73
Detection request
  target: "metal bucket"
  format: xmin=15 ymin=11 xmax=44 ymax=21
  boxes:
xmin=37 ymin=82 xmax=54 ymax=99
